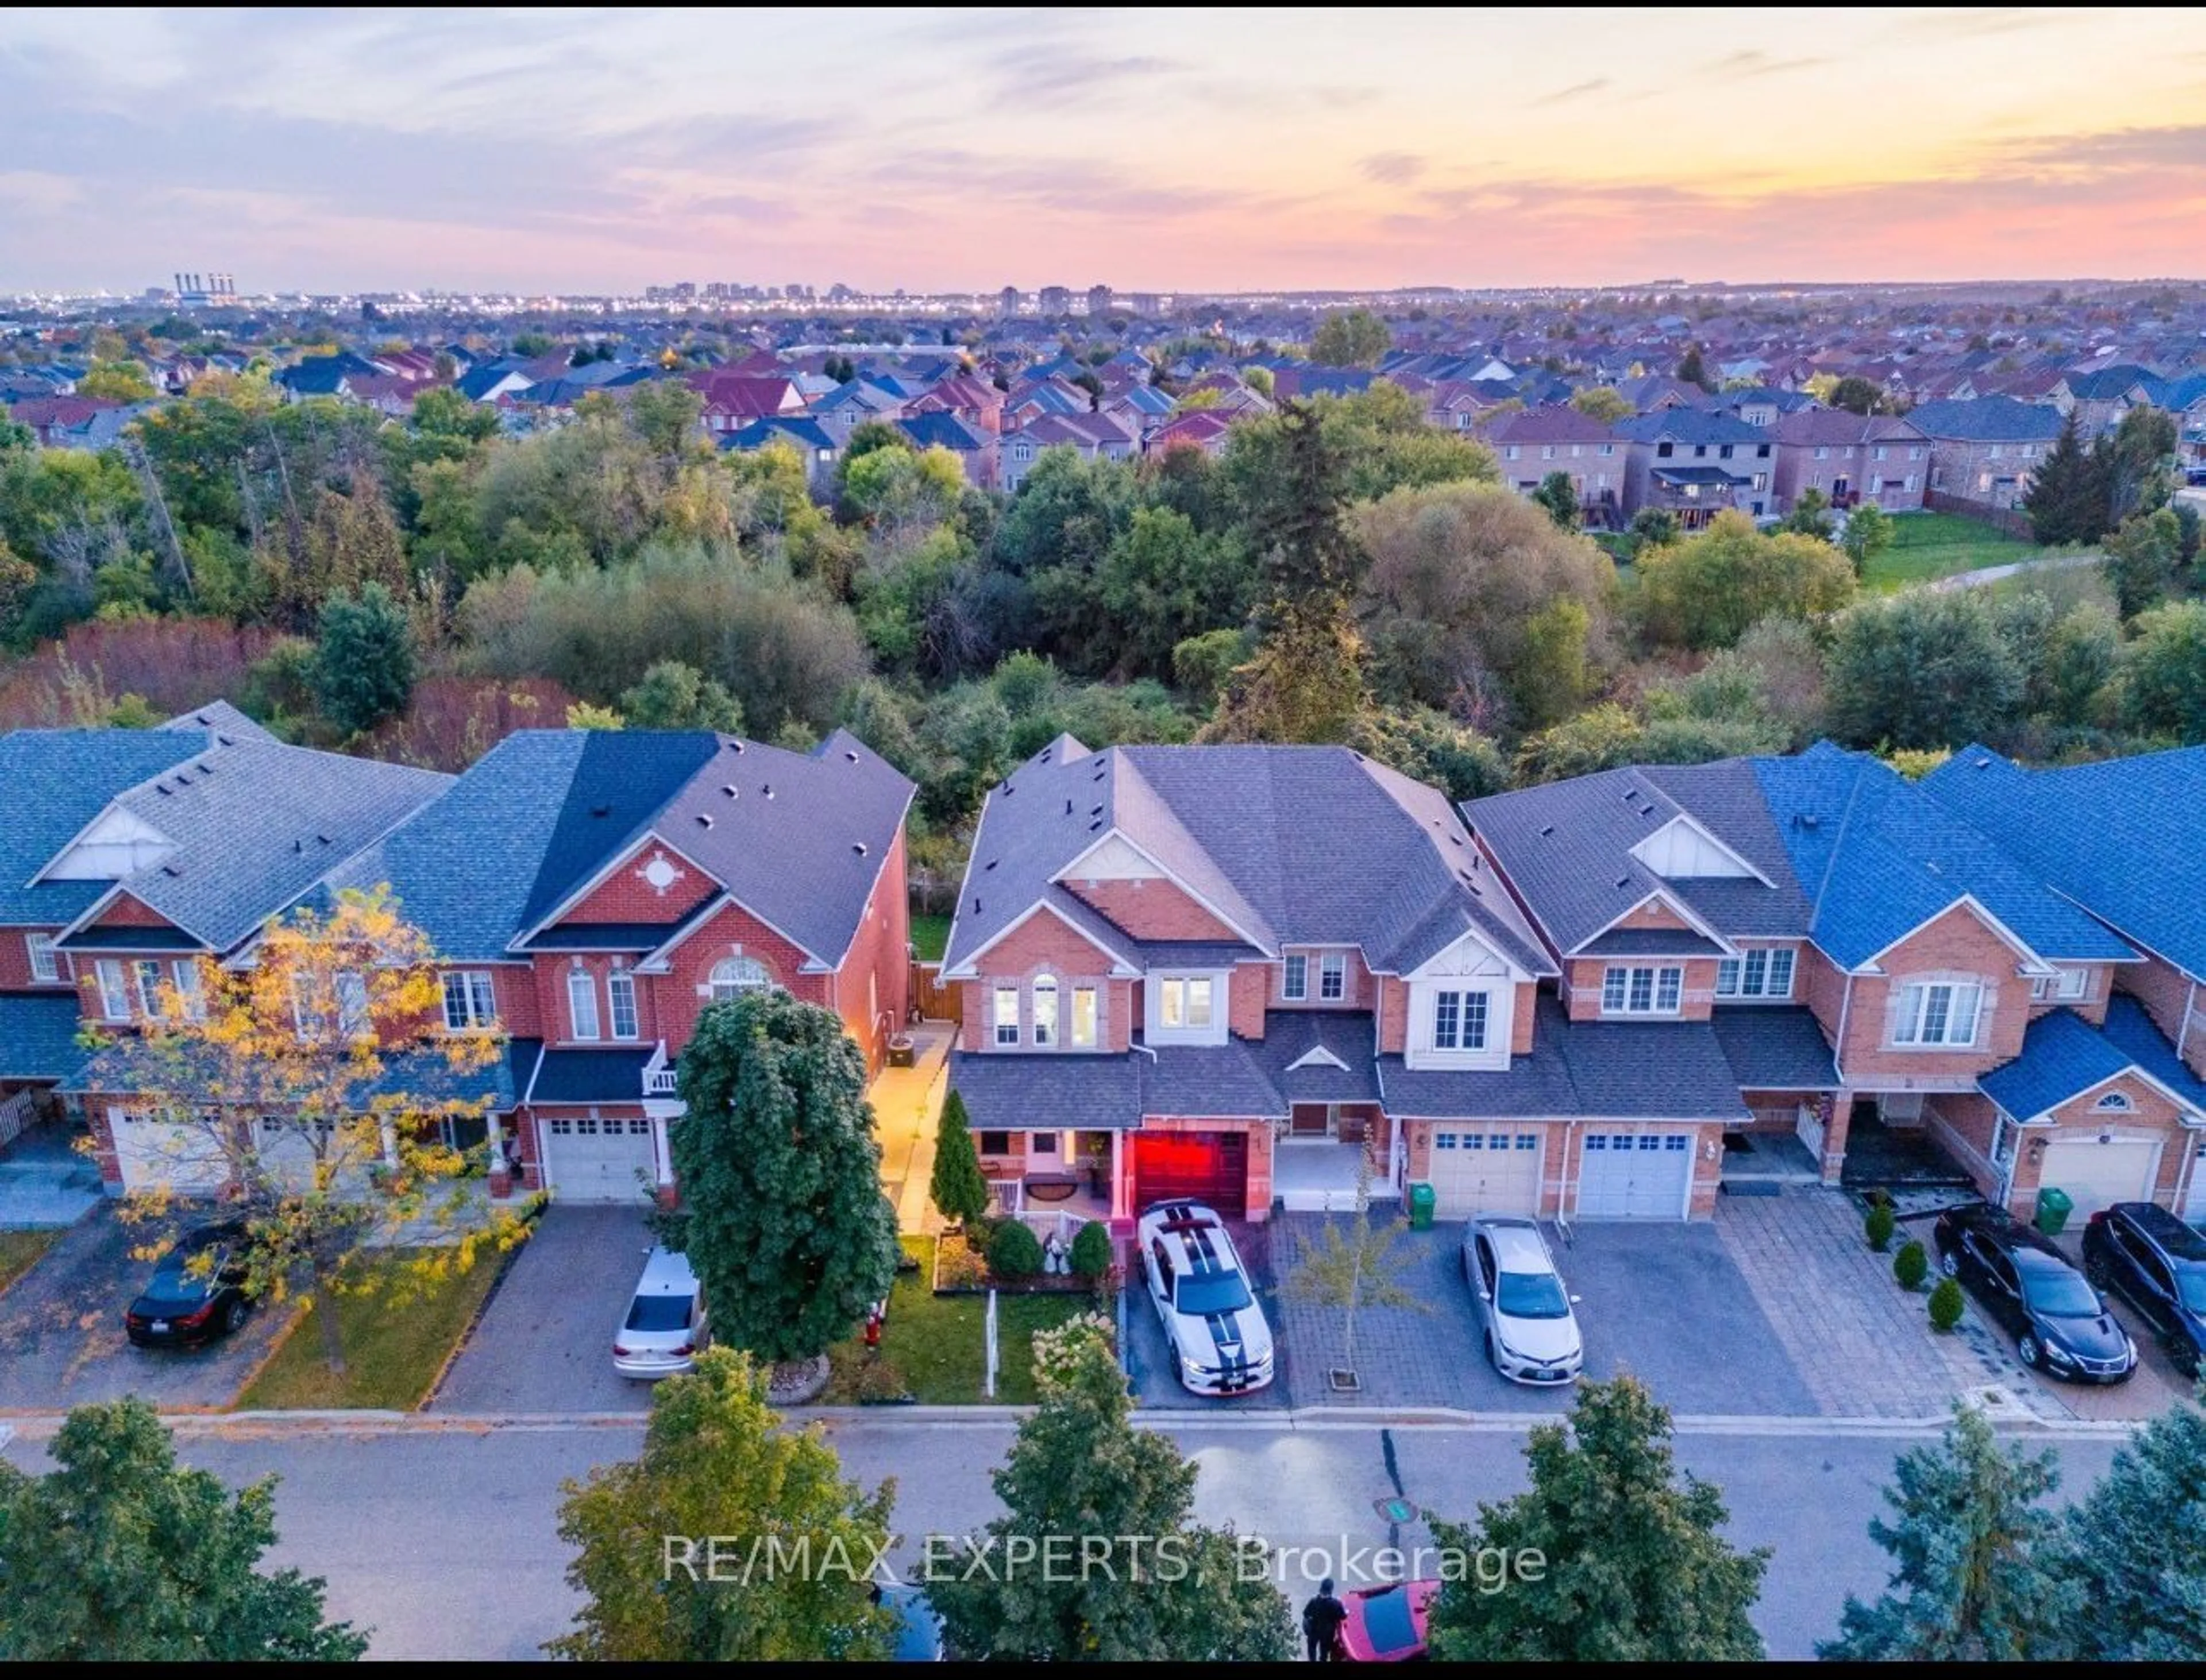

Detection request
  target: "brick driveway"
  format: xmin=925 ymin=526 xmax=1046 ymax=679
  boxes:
xmin=1274 ymin=1213 xmax=1816 ymax=1416
xmin=1123 ymin=1218 xmax=1290 ymax=1411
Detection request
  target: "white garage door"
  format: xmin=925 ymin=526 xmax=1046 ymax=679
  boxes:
xmin=1425 ymin=1129 xmax=1544 ymax=1217
xmin=1576 ymin=1131 xmax=1694 ymax=1220
xmin=541 ymin=1115 xmax=657 ymax=1203
xmin=2038 ymin=1137 xmax=2159 ymax=1221
xmin=110 ymin=1107 xmax=229 ymax=1194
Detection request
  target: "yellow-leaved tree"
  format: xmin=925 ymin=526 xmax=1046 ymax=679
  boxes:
xmin=84 ymin=886 xmax=531 ymax=1374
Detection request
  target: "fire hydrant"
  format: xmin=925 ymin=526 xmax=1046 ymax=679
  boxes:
xmin=863 ymin=1308 xmax=882 ymax=1350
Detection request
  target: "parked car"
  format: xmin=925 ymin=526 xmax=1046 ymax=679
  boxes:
xmin=2082 ymin=1201 xmax=2206 ymax=1377
xmin=1462 ymin=1214 xmax=1583 ymax=1385
xmin=1933 ymin=1204 xmax=2136 ymax=1382
xmin=1337 ymin=1578 xmax=1441 ymax=1662
xmin=1137 ymin=1199 xmax=1274 ymax=1396
xmin=125 ymin=1221 xmax=254 ymax=1349
xmin=612 ymin=1246 xmax=708 ymax=1380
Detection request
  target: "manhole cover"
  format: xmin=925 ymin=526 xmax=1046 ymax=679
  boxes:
xmin=1374 ymin=1496 xmax=1418 ymax=1524
xmin=1328 ymin=1368 xmax=1362 ymax=1393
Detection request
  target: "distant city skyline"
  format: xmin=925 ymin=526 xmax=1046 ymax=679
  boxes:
xmin=3 ymin=7 xmax=2205 ymax=295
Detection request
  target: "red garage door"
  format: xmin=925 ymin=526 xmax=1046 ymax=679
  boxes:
xmin=1133 ymin=1131 xmax=1248 ymax=1218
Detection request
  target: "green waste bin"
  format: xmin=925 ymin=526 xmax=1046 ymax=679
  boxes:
xmin=2034 ymin=1185 xmax=2073 ymax=1237
xmin=1408 ymin=1181 xmax=1437 ymax=1231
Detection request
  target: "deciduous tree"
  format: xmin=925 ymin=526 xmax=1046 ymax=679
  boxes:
xmin=83 ymin=889 xmax=520 ymax=1375
xmin=668 ymin=989 xmax=900 ymax=1365
xmin=928 ymin=1315 xmax=1295 ymax=1660
xmin=1840 ymin=501 xmax=1893 ymax=576
xmin=551 ymin=1348 xmax=896 ymax=1661
xmin=1285 ymin=1145 xmax=1424 ymax=1382
xmin=1825 ymin=590 xmax=2024 ymax=750
xmin=1309 ymin=307 xmax=1391 ymax=370
xmin=1632 ymin=510 xmax=1855 ymax=651
xmin=0 ymin=1398 xmax=367 ymax=1662
xmin=1425 ymin=1376 xmax=1767 ymax=1660
xmin=617 ymin=659 xmax=743 ymax=732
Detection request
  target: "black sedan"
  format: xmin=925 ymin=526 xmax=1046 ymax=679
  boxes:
xmin=1933 ymin=1204 xmax=2135 ymax=1382
xmin=124 ymin=1222 xmax=254 ymax=1349
xmin=2083 ymin=1201 xmax=2206 ymax=1378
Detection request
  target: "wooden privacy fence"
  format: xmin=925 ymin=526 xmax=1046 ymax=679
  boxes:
xmin=911 ymin=960 xmax=962 ymax=1024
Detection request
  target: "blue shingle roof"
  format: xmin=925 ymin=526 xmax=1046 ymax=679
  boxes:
xmin=1751 ymin=744 xmax=2131 ymax=970
xmin=1980 ymin=998 xmax=2206 ymax=1122
xmin=1903 ymin=395 xmax=2064 ymax=443
xmin=1921 ymin=744 xmax=2206 ymax=978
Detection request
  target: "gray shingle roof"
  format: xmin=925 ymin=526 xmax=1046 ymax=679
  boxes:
xmin=0 ymin=993 xmax=94 ymax=1082
xmin=1711 ymin=1006 xmax=1841 ymax=1091
xmin=159 ymin=700 xmax=276 ymax=744
xmin=948 ymin=1049 xmax=1145 ymax=1133
xmin=1252 ymin=1011 xmax=1383 ymax=1104
xmin=1903 ymin=395 xmax=2064 ymax=443
xmin=945 ymin=741 xmax=1550 ymax=980
xmin=1545 ymin=1001 xmax=1752 ymax=1121
xmin=0 ymin=729 xmax=210 ymax=926
xmin=1581 ymin=928 xmax=1725 ymax=957
xmin=87 ymin=742 xmax=452 ymax=952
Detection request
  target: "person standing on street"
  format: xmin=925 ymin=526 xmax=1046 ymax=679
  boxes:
xmin=1302 ymin=1577 xmax=1348 ymax=1662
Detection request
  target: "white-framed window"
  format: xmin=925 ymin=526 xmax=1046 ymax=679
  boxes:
xmin=1319 ymin=953 xmax=1347 ymax=1002
xmin=133 ymin=959 xmax=164 ymax=1017
xmin=993 ymin=984 xmax=1020 ymax=1046
xmin=568 ymin=969 xmax=601 ymax=1040
xmin=1432 ymin=989 xmax=1489 ymax=1052
xmin=1032 ymin=975 xmax=1059 ymax=1046
xmin=169 ymin=960 xmax=205 ymax=1023
xmin=1892 ymin=981 xmax=1982 ymax=1048
xmin=443 ymin=970 xmax=497 ymax=1032
xmin=709 ymin=956 xmax=770 ymax=1003
xmin=94 ymin=959 xmax=132 ymax=1021
xmin=2093 ymin=1090 xmax=2132 ymax=1111
xmin=1715 ymin=948 xmax=1794 ymax=999
xmin=1157 ymin=975 xmax=1214 ymax=1030
xmin=1283 ymin=954 xmax=1308 ymax=1001
xmin=335 ymin=971 xmax=368 ymax=1038
xmin=25 ymin=933 xmax=58 ymax=983
xmin=2030 ymin=967 xmax=2090 ymax=1002
xmin=1601 ymin=964 xmax=1683 ymax=1015
xmin=607 ymin=972 xmax=638 ymax=1040
xmin=1070 ymin=984 xmax=1098 ymax=1049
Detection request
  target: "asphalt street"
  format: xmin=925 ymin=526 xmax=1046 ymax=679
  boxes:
xmin=0 ymin=1417 xmax=2123 ymax=1662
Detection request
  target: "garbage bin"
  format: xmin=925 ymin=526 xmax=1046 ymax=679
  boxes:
xmin=2034 ymin=1185 xmax=2073 ymax=1237
xmin=1408 ymin=1181 xmax=1437 ymax=1232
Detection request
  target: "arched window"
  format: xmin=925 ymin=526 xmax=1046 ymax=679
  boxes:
xmin=710 ymin=956 xmax=771 ymax=1003
xmin=2093 ymin=1090 xmax=2133 ymax=1112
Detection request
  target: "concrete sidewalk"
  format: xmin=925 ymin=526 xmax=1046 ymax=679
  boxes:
xmin=871 ymin=1022 xmax=954 ymax=1234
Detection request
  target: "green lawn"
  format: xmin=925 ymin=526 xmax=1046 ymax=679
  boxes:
xmin=822 ymin=1237 xmax=1094 ymax=1404
xmin=1861 ymin=510 xmax=2039 ymax=592
xmin=909 ymin=914 xmax=952 ymax=964
xmin=0 ymin=1229 xmax=60 ymax=1297
xmin=236 ymin=1246 xmax=511 ymax=1411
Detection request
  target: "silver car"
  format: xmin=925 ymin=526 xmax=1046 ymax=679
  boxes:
xmin=1462 ymin=1215 xmax=1583 ymax=1385
xmin=613 ymin=1245 xmax=708 ymax=1380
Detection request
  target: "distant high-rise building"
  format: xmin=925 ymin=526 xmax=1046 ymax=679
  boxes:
xmin=1038 ymin=285 xmax=1072 ymax=315
xmin=997 ymin=285 xmax=1020 ymax=316
xmin=1086 ymin=283 xmax=1112 ymax=318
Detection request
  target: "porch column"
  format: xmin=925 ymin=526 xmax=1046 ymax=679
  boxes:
xmin=652 ymin=1117 xmax=674 ymax=1187
xmin=1820 ymin=1092 xmax=1853 ymax=1186
xmin=485 ymin=1110 xmax=511 ymax=1199
xmin=1109 ymin=1130 xmax=1129 ymax=1221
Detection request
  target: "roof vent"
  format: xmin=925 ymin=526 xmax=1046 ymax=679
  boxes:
xmin=1038 ymin=749 xmax=1052 ymax=763
xmin=155 ymin=782 xmax=173 ymax=795
xmin=1615 ymin=875 xmax=1630 ymax=888
xmin=1619 ymin=785 xmax=1639 ymax=801
xmin=196 ymin=759 xmax=214 ymax=774
xmin=1089 ymin=820 xmax=1104 ymax=832
xmin=728 ymin=740 xmax=745 ymax=754
xmin=762 ymin=785 xmax=774 ymax=799
xmin=844 ymin=750 xmax=859 ymax=763
xmin=215 ymin=733 xmax=235 ymax=746
xmin=590 ymin=803 xmax=611 ymax=818
xmin=1066 ymin=799 xmax=1073 ymax=815
xmin=722 ymin=785 xmax=737 ymax=797
xmin=161 ymin=862 xmax=183 ymax=877
xmin=1090 ymin=805 xmax=1102 ymax=817
xmin=292 ymin=839 xmax=303 ymax=852
xmin=853 ymin=841 xmax=867 ymax=856
xmin=984 ymin=859 xmax=998 ymax=871
xmin=696 ymin=813 xmax=712 ymax=829
xmin=1538 ymin=824 xmax=1555 ymax=837
xmin=1973 ymin=756 xmax=1991 ymax=769
xmin=1639 ymin=803 xmax=1657 ymax=817
xmin=1794 ymin=813 xmax=1820 ymax=830
xmin=1449 ymin=832 xmax=1463 ymax=845
xmin=972 ymin=897 xmax=982 ymax=915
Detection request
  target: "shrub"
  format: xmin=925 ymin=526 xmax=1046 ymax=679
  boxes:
xmin=987 ymin=1220 xmax=1043 ymax=1280
xmin=1927 ymin=1276 xmax=1965 ymax=1332
xmin=1070 ymin=1221 xmax=1113 ymax=1281
xmin=1893 ymin=1239 xmax=1929 ymax=1291
xmin=1865 ymin=1200 xmax=1896 ymax=1253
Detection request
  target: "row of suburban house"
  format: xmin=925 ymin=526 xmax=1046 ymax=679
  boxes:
xmin=5 ymin=705 xmax=2204 ymax=1237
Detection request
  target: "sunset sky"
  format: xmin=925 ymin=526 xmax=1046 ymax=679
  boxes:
xmin=4 ymin=6 xmax=2205 ymax=295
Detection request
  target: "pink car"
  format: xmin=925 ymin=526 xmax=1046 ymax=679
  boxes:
xmin=1337 ymin=1579 xmax=1441 ymax=1662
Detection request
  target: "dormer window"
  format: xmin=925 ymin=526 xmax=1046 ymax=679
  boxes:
xmin=1283 ymin=955 xmax=1308 ymax=1001
xmin=1602 ymin=964 xmax=1682 ymax=1016
xmin=26 ymin=933 xmax=57 ymax=983
xmin=1319 ymin=953 xmax=1347 ymax=1002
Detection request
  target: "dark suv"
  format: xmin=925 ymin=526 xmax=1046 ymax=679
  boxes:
xmin=1933 ymin=1203 xmax=2136 ymax=1383
xmin=2082 ymin=1202 xmax=2206 ymax=1377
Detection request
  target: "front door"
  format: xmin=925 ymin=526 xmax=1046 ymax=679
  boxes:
xmin=1289 ymin=1104 xmax=1333 ymax=1139
xmin=1028 ymin=1130 xmax=1063 ymax=1175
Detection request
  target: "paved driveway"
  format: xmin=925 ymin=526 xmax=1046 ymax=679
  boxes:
xmin=1124 ymin=1218 xmax=1290 ymax=1412
xmin=1275 ymin=1215 xmax=1817 ymax=1416
xmin=431 ymin=1205 xmax=656 ymax=1413
xmin=0 ymin=1204 xmax=286 ymax=1411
